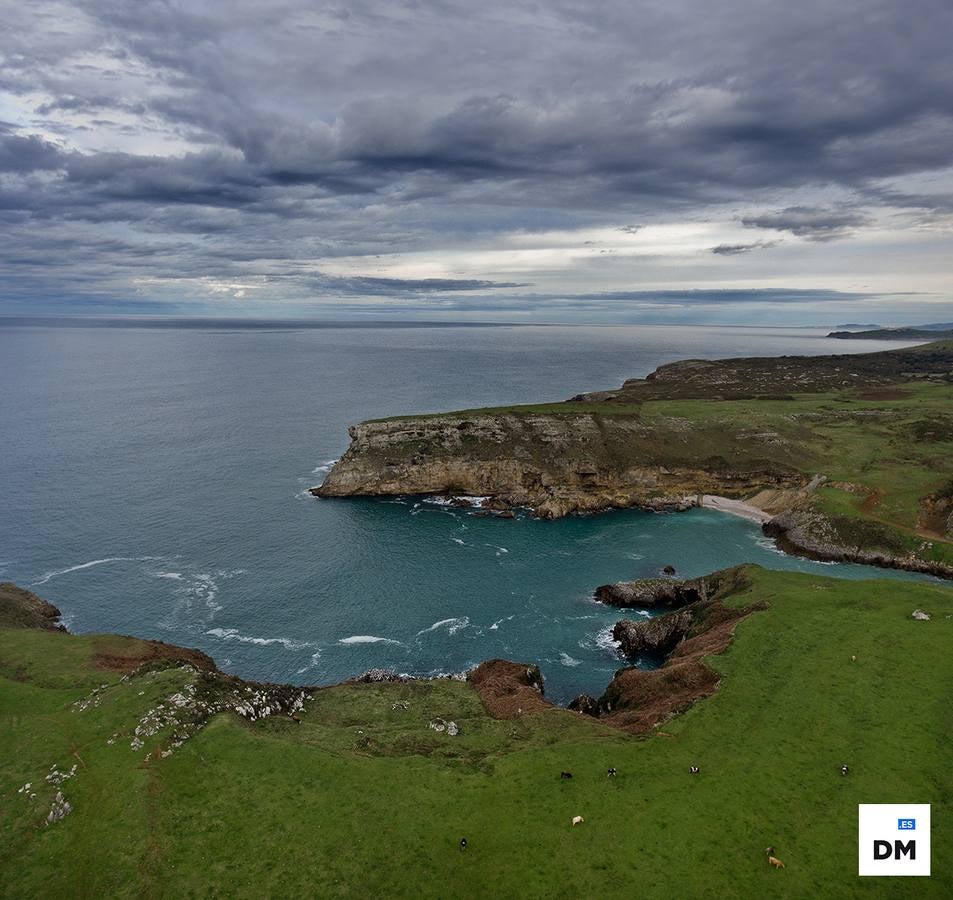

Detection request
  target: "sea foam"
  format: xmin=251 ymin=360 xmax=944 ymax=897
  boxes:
xmin=338 ymin=635 xmax=402 ymax=645
xmin=416 ymin=616 xmax=470 ymax=636
xmin=206 ymin=628 xmax=315 ymax=652
xmin=33 ymin=556 xmax=162 ymax=586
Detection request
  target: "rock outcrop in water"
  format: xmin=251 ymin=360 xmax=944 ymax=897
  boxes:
xmin=594 ymin=577 xmax=705 ymax=609
xmin=574 ymin=568 xmax=768 ymax=733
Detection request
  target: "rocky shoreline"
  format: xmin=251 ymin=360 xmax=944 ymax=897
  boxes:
xmin=312 ymin=341 xmax=953 ymax=580
xmin=568 ymin=567 xmax=766 ymax=732
xmin=764 ymin=509 xmax=953 ymax=579
xmin=1 ymin=572 xmax=762 ymax=737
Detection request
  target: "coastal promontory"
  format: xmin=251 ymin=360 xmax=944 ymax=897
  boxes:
xmin=315 ymin=341 xmax=953 ymax=577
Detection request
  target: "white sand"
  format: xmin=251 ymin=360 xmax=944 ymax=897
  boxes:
xmin=698 ymin=494 xmax=774 ymax=524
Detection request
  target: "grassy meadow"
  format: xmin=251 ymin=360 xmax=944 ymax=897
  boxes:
xmin=2 ymin=566 xmax=952 ymax=898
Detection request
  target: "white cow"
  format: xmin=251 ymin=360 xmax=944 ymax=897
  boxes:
xmin=571 ymin=816 xmax=584 ymax=827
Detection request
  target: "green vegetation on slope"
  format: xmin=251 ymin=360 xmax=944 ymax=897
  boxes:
xmin=638 ymin=382 xmax=953 ymax=562
xmin=2 ymin=566 xmax=952 ymax=898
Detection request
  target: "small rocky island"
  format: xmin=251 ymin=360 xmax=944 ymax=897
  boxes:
xmin=315 ymin=341 xmax=953 ymax=578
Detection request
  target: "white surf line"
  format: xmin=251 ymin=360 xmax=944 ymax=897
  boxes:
xmin=32 ymin=556 xmax=163 ymax=586
xmin=205 ymin=627 xmax=317 ymax=652
xmin=416 ymin=617 xmax=470 ymax=636
xmin=698 ymin=495 xmax=773 ymax=524
xmin=338 ymin=635 xmax=402 ymax=645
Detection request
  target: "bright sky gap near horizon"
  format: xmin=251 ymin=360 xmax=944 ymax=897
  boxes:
xmin=2 ymin=1 xmax=952 ymax=324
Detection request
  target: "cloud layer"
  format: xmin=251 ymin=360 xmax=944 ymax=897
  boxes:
xmin=1 ymin=0 xmax=951 ymax=321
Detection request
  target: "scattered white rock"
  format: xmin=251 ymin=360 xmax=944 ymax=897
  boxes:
xmin=428 ymin=718 xmax=460 ymax=736
xmin=46 ymin=791 xmax=72 ymax=825
xmin=45 ymin=764 xmax=78 ymax=785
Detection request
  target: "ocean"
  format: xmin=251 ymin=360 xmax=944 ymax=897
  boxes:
xmin=0 ymin=319 xmax=926 ymax=703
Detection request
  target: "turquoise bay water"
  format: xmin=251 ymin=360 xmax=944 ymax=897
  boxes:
xmin=0 ymin=320 xmax=927 ymax=703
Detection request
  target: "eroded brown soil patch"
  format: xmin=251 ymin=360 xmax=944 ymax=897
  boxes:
xmin=92 ymin=636 xmax=216 ymax=674
xmin=468 ymin=659 xmax=553 ymax=718
xmin=599 ymin=599 xmax=767 ymax=734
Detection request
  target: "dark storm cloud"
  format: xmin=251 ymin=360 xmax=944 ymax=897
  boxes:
xmin=1 ymin=0 xmax=952 ymax=314
xmin=0 ymin=126 xmax=67 ymax=173
xmin=741 ymin=206 xmax=872 ymax=242
xmin=711 ymin=241 xmax=779 ymax=255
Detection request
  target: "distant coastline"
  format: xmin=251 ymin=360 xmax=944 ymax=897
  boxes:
xmin=829 ymin=326 xmax=953 ymax=340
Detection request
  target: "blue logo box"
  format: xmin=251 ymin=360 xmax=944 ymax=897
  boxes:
xmin=898 ymin=819 xmax=916 ymax=830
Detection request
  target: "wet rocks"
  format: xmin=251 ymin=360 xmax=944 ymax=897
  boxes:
xmin=613 ymin=608 xmax=697 ymax=658
xmin=594 ymin=578 xmax=703 ymax=609
xmin=567 ymin=693 xmax=600 ymax=716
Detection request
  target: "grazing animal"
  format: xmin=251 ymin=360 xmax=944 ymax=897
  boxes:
xmin=560 ymin=771 xmax=573 ymax=780
xmin=765 ymin=846 xmax=775 ymax=856
xmin=840 ymin=764 xmax=849 ymax=776
xmin=850 ymin=655 xmax=857 ymax=662
xmin=460 ymin=838 xmax=467 ymax=851
xmin=607 ymin=768 xmax=617 ymax=778
xmin=689 ymin=765 xmax=700 ymax=775
xmin=768 ymin=856 xmax=786 ymax=869
xmin=571 ymin=816 xmax=584 ymax=827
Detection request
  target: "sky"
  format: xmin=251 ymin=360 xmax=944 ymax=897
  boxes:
xmin=1 ymin=0 xmax=952 ymax=324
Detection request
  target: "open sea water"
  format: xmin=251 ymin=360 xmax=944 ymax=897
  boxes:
xmin=0 ymin=319 xmax=927 ymax=703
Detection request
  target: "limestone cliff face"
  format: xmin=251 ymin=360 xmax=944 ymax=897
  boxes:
xmin=313 ymin=413 xmax=805 ymax=517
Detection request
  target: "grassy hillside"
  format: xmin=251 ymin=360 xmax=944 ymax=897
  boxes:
xmin=3 ymin=566 xmax=952 ymax=898
xmin=636 ymin=381 xmax=953 ymax=565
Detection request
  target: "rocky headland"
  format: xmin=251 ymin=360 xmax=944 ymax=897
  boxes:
xmin=314 ymin=341 xmax=953 ymax=578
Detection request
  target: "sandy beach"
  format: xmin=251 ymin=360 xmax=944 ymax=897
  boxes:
xmin=698 ymin=494 xmax=774 ymax=524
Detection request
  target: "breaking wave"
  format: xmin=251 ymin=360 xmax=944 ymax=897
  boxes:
xmin=416 ymin=616 xmax=470 ymax=636
xmin=338 ymin=635 xmax=402 ymax=645
xmin=206 ymin=627 xmax=316 ymax=652
xmin=594 ymin=625 xmax=624 ymax=657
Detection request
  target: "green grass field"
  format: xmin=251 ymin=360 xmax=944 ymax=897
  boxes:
xmin=2 ymin=566 xmax=951 ymax=898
